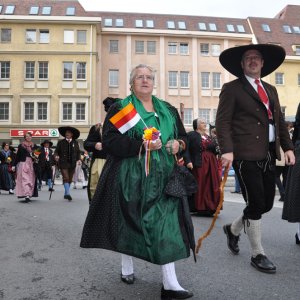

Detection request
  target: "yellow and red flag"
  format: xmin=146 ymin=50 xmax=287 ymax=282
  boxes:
xmin=109 ymin=102 xmax=141 ymax=134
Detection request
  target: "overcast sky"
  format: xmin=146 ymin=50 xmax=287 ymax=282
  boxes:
xmin=78 ymin=0 xmax=300 ymax=18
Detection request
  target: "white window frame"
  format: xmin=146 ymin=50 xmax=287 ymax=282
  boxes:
xmin=179 ymin=43 xmax=189 ymax=55
xmin=60 ymin=99 xmax=88 ymax=123
xmin=63 ymin=62 xmax=73 ymax=80
xmin=0 ymin=101 xmax=10 ymax=121
xmin=180 ymin=71 xmax=189 ymax=88
xmin=25 ymin=61 xmax=35 ymax=80
xmin=77 ymin=30 xmax=87 ymax=44
xmin=21 ymin=97 xmax=50 ymax=124
xmin=64 ymin=30 xmax=74 ymax=44
xmin=198 ymin=109 xmax=210 ymax=124
xmin=168 ymin=42 xmax=177 ymax=54
xmin=212 ymin=72 xmax=221 ymax=89
xmin=26 ymin=29 xmax=36 ymax=43
xmin=201 ymin=72 xmax=210 ymax=89
xmin=168 ymin=71 xmax=178 ymax=88
xmin=183 ymin=108 xmax=193 ymax=126
xmin=109 ymin=70 xmax=119 ymax=87
xmin=200 ymin=43 xmax=209 ymax=56
xmin=211 ymin=44 xmax=221 ymax=56
xmin=109 ymin=40 xmax=119 ymax=53
xmin=275 ymin=73 xmax=284 ymax=85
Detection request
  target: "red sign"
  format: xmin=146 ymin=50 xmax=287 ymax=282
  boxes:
xmin=10 ymin=129 xmax=52 ymax=137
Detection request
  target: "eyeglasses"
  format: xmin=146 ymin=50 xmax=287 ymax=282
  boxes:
xmin=135 ymin=75 xmax=154 ymax=81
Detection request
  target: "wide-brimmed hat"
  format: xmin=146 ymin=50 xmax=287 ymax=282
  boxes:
xmin=58 ymin=126 xmax=80 ymax=139
xmin=219 ymin=44 xmax=286 ymax=78
xmin=41 ymin=139 xmax=53 ymax=147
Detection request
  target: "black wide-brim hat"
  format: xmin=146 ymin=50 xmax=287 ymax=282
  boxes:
xmin=219 ymin=44 xmax=286 ymax=78
xmin=58 ymin=126 xmax=80 ymax=140
xmin=103 ymin=97 xmax=120 ymax=112
xmin=41 ymin=139 xmax=53 ymax=147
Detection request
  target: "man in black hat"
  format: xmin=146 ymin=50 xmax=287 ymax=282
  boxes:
xmin=54 ymin=127 xmax=81 ymax=201
xmin=39 ymin=139 xmax=55 ymax=191
xmin=216 ymin=44 xmax=295 ymax=274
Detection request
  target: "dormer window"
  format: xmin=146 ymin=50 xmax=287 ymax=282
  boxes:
xmin=42 ymin=6 xmax=51 ymax=15
xmin=178 ymin=21 xmax=186 ymax=30
xmin=167 ymin=21 xmax=175 ymax=29
xmin=66 ymin=7 xmax=75 ymax=16
xmin=262 ymin=24 xmax=271 ymax=32
xmin=29 ymin=6 xmax=39 ymax=15
xmin=5 ymin=5 xmax=15 ymax=14
xmin=135 ymin=20 xmax=143 ymax=28
xmin=208 ymin=23 xmax=217 ymax=31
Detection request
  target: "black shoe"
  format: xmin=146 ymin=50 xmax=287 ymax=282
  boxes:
xmin=296 ymin=234 xmax=300 ymax=245
xmin=83 ymin=186 xmax=87 ymax=189
xmin=161 ymin=287 xmax=193 ymax=299
xmin=121 ymin=273 xmax=135 ymax=284
xmin=251 ymin=254 xmax=276 ymax=274
xmin=64 ymin=195 xmax=72 ymax=201
xmin=48 ymin=188 xmax=55 ymax=192
xmin=223 ymin=224 xmax=240 ymax=254
xmin=24 ymin=196 xmax=31 ymax=203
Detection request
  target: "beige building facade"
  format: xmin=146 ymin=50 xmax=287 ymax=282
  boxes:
xmin=1 ymin=0 xmax=300 ymax=146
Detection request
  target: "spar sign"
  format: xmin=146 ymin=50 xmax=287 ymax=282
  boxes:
xmin=10 ymin=129 xmax=59 ymax=138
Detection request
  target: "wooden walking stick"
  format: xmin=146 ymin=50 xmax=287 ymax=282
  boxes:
xmin=195 ymin=165 xmax=230 ymax=253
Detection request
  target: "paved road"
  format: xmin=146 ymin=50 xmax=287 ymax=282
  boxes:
xmin=0 ymin=180 xmax=299 ymax=300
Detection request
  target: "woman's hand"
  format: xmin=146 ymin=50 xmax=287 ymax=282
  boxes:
xmin=165 ymin=139 xmax=179 ymax=155
xmin=143 ymin=138 xmax=162 ymax=151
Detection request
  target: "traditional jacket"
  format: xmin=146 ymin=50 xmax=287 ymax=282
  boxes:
xmin=55 ymin=139 xmax=81 ymax=169
xmin=216 ymin=76 xmax=293 ymax=161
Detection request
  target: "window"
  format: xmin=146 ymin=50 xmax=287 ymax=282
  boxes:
xmin=63 ymin=103 xmax=72 ymax=120
xmin=179 ymin=43 xmax=188 ymax=55
xmin=0 ymin=102 xmax=9 ymax=120
xmin=76 ymin=103 xmax=86 ymax=120
xmin=135 ymin=41 xmax=144 ymax=53
xmin=104 ymin=19 xmax=112 ymax=27
xmin=76 ymin=62 xmax=86 ymax=80
xmin=168 ymin=42 xmax=177 ymax=54
xmin=293 ymin=26 xmax=300 ymax=34
xmin=115 ymin=19 xmax=124 ymax=27
xmin=167 ymin=21 xmax=175 ymax=29
xmin=64 ymin=30 xmax=74 ymax=43
xmin=212 ymin=72 xmax=221 ymax=89
xmin=180 ymin=72 xmax=189 ymax=88
xmin=25 ymin=62 xmax=35 ymax=79
xmin=201 ymin=72 xmax=210 ymax=89
xmin=26 ymin=29 xmax=36 ymax=43
xmin=109 ymin=40 xmax=119 ymax=53
xmin=226 ymin=24 xmax=235 ymax=32
xmin=262 ymin=24 xmax=271 ymax=32
xmin=24 ymin=103 xmax=34 ymax=121
xmin=178 ymin=21 xmax=186 ymax=30
xmin=275 ymin=73 xmax=284 ymax=85
xmin=38 ymin=62 xmax=48 ymax=80
xmin=294 ymin=45 xmax=300 ymax=55
xmin=200 ymin=43 xmax=209 ymax=55
xmin=211 ymin=44 xmax=221 ymax=56
xmin=168 ymin=71 xmax=177 ymax=88
xmin=146 ymin=20 xmax=154 ymax=28
xmin=29 ymin=6 xmax=39 ymax=15
xmin=198 ymin=23 xmax=206 ymax=31
xmin=298 ymin=74 xmax=300 ymax=86
xmin=109 ymin=70 xmax=119 ymax=87
xmin=1 ymin=28 xmax=11 ymax=43
xmin=208 ymin=23 xmax=217 ymax=31
xmin=0 ymin=6 xmax=2 ymax=13
xmin=37 ymin=102 xmax=48 ymax=120
xmin=198 ymin=109 xmax=210 ymax=123
xmin=39 ymin=29 xmax=49 ymax=43
xmin=237 ymin=25 xmax=245 ymax=33
xmin=283 ymin=25 xmax=292 ymax=33
xmin=77 ymin=30 xmax=86 ymax=44
xmin=0 ymin=62 xmax=10 ymax=79
xmin=135 ymin=20 xmax=143 ymax=28
xmin=66 ymin=7 xmax=75 ymax=16
xmin=183 ymin=108 xmax=192 ymax=126
xmin=147 ymin=41 xmax=156 ymax=54
xmin=63 ymin=62 xmax=73 ymax=80
xmin=5 ymin=5 xmax=15 ymax=14
xmin=42 ymin=6 xmax=51 ymax=15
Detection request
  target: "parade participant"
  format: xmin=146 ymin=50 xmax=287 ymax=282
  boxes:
xmin=14 ymin=132 xmax=40 ymax=203
xmin=184 ymin=118 xmax=221 ymax=215
xmin=39 ymin=140 xmax=55 ymax=192
xmin=0 ymin=142 xmax=16 ymax=195
xmin=282 ymin=102 xmax=300 ymax=244
xmin=83 ymin=97 xmax=119 ymax=202
xmin=216 ymin=44 xmax=295 ymax=273
xmin=81 ymin=64 xmax=194 ymax=299
xmin=54 ymin=127 xmax=81 ymax=201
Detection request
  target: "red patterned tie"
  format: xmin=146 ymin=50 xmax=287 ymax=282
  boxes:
xmin=45 ymin=148 xmax=49 ymax=160
xmin=255 ymin=79 xmax=272 ymax=119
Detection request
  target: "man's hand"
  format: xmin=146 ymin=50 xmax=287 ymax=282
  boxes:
xmin=221 ymin=152 xmax=233 ymax=169
xmin=284 ymin=150 xmax=295 ymax=166
xmin=95 ymin=142 xmax=102 ymax=151
xmin=186 ymin=162 xmax=193 ymax=170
